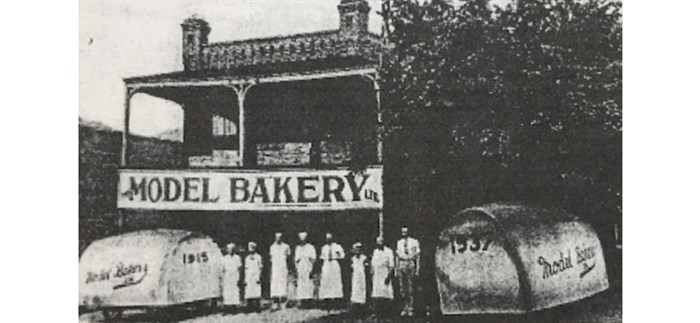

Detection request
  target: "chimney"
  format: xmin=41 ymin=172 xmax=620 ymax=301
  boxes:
xmin=181 ymin=15 xmax=211 ymax=71
xmin=337 ymin=0 xmax=370 ymax=35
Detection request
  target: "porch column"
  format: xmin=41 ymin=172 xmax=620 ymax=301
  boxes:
xmin=121 ymin=86 xmax=138 ymax=167
xmin=231 ymin=83 xmax=255 ymax=166
xmin=373 ymin=77 xmax=383 ymax=164
xmin=363 ymin=72 xmax=384 ymax=237
xmin=119 ymin=86 xmax=138 ymax=234
xmin=374 ymin=78 xmax=384 ymax=237
xmin=121 ymin=88 xmax=130 ymax=166
xmin=121 ymin=87 xmax=138 ymax=167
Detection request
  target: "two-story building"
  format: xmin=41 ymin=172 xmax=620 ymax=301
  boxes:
xmin=117 ymin=0 xmax=385 ymax=268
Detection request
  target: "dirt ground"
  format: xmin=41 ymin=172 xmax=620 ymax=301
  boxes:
xmin=79 ymin=286 xmax=620 ymax=323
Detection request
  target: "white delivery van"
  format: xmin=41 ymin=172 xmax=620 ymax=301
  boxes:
xmin=79 ymin=229 xmax=224 ymax=319
xmin=435 ymin=203 xmax=609 ymax=315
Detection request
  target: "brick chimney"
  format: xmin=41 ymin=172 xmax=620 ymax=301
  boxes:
xmin=181 ymin=15 xmax=211 ymax=71
xmin=338 ymin=0 xmax=370 ymax=36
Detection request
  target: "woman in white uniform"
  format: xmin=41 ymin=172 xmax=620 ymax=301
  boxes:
xmin=221 ymin=243 xmax=243 ymax=312
xmin=244 ymin=241 xmax=262 ymax=312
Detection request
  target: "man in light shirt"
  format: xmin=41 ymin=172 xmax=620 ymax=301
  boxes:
xmin=396 ymin=226 xmax=420 ymax=317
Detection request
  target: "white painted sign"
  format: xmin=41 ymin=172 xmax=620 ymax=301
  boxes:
xmin=117 ymin=166 xmax=383 ymax=211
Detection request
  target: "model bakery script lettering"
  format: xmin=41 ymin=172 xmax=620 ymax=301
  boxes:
xmin=85 ymin=262 xmax=148 ymax=290
xmin=537 ymin=245 xmax=597 ymax=280
xmin=117 ymin=168 xmax=383 ymax=211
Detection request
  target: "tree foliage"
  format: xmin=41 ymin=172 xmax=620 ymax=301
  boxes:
xmin=380 ymin=0 xmax=622 ymax=238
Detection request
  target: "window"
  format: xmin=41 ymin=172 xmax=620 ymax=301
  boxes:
xmin=212 ymin=114 xmax=237 ymax=138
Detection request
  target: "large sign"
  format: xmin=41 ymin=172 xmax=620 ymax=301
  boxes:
xmin=117 ymin=167 xmax=382 ymax=211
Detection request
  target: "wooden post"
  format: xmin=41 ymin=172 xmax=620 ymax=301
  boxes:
xmin=121 ymin=87 xmax=134 ymax=167
xmin=119 ymin=86 xmax=136 ymax=234
xmin=373 ymin=76 xmax=383 ymax=164
xmin=363 ymin=73 xmax=384 ymax=237
xmin=237 ymin=90 xmax=246 ymax=165
xmin=232 ymin=83 xmax=254 ymax=166
xmin=373 ymin=75 xmax=384 ymax=237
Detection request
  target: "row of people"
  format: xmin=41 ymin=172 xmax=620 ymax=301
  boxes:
xmin=220 ymin=226 xmax=421 ymax=317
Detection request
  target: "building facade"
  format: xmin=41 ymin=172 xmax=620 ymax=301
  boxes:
xmin=117 ymin=0 xmax=385 ymax=287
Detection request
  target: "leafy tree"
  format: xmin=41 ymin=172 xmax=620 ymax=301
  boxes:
xmin=380 ymin=0 xmax=622 ymax=245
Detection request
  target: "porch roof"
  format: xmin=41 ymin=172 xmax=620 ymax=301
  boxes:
xmin=124 ymin=57 xmax=378 ymax=89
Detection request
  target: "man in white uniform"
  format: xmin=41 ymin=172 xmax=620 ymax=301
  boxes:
xmin=295 ymin=232 xmax=317 ymax=308
xmin=350 ymin=242 xmax=368 ymax=315
xmin=244 ymin=241 xmax=262 ymax=312
xmin=221 ymin=243 xmax=243 ymax=313
xmin=371 ymin=236 xmax=395 ymax=318
xmin=269 ymin=232 xmax=291 ymax=310
xmin=319 ymin=232 xmax=345 ymax=310
xmin=396 ymin=226 xmax=421 ymax=317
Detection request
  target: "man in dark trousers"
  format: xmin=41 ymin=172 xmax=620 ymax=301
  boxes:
xmin=396 ymin=226 xmax=421 ymax=317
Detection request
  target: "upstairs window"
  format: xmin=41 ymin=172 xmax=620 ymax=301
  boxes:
xmin=212 ymin=114 xmax=237 ymax=139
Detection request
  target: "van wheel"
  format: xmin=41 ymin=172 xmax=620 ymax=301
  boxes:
xmin=102 ymin=309 xmax=122 ymax=321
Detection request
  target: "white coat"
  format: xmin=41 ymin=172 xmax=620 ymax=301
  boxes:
xmin=371 ymin=247 xmax=395 ymax=299
xmin=295 ymin=244 xmax=317 ymax=300
xmin=244 ymin=253 xmax=262 ymax=299
xmin=319 ymin=242 xmax=345 ymax=299
xmin=269 ymin=242 xmax=291 ymax=298
xmin=222 ymin=254 xmax=242 ymax=305
xmin=350 ymin=254 xmax=368 ymax=304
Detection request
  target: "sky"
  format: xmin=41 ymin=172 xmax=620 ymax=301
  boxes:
xmin=79 ymin=0 xmax=512 ymax=136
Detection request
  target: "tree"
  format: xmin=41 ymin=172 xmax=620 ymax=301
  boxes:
xmin=380 ymin=0 xmax=622 ymax=242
